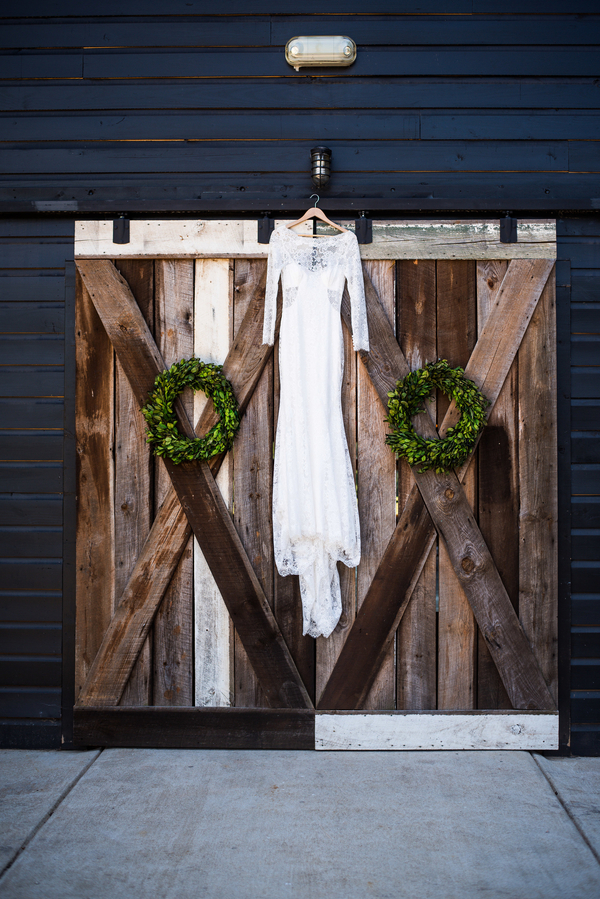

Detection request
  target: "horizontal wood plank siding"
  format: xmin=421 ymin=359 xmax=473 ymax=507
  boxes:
xmin=559 ymin=218 xmax=600 ymax=756
xmin=3 ymin=112 xmax=600 ymax=141
xmin=3 ymin=79 xmax=599 ymax=112
xmin=0 ymin=219 xmax=73 ymax=748
xmin=1 ymin=16 xmax=599 ymax=48
xmin=0 ymin=13 xmax=598 ymax=212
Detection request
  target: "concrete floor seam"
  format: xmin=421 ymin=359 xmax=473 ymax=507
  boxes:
xmin=532 ymin=751 xmax=600 ymax=869
xmin=0 ymin=748 xmax=102 ymax=882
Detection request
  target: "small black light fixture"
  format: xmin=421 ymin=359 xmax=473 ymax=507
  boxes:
xmin=311 ymin=146 xmax=332 ymax=189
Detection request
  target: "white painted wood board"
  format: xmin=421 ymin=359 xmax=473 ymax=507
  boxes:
xmin=76 ymin=220 xmax=264 ymax=259
xmin=315 ymin=713 xmax=559 ymax=750
xmin=75 ymin=219 xmax=556 ymax=260
xmin=194 ymin=258 xmax=233 ymax=708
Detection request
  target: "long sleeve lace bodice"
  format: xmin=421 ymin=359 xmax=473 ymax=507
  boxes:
xmin=262 ymin=226 xmax=369 ymax=353
xmin=262 ymin=225 xmax=369 ymax=638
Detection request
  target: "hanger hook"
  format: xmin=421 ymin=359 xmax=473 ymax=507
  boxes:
xmin=310 ymin=193 xmax=320 ymax=207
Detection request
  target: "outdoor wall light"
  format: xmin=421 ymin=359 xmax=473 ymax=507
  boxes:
xmin=285 ymin=36 xmax=356 ymax=71
xmin=311 ymin=147 xmax=332 ymax=189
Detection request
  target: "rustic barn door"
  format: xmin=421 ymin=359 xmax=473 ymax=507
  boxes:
xmin=73 ymin=219 xmax=558 ymax=750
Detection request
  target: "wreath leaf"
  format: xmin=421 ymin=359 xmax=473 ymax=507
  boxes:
xmin=385 ymin=359 xmax=489 ymax=473
xmin=141 ymin=357 xmax=240 ymax=465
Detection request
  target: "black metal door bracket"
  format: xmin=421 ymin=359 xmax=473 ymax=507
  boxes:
xmin=113 ymin=215 xmax=130 ymax=244
xmin=500 ymin=213 xmax=517 ymax=244
xmin=355 ymin=213 xmax=372 ymax=244
xmin=258 ymin=214 xmax=274 ymax=244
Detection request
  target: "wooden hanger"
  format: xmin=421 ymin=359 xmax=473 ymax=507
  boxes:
xmin=286 ymin=195 xmax=348 ymax=235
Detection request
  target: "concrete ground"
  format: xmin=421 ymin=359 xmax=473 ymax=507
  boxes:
xmin=1 ymin=749 xmax=599 ymax=899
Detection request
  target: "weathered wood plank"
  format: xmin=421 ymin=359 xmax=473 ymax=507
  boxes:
xmin=319 ymin=262 xmax=555 ymax=712
xmin=76 ymin=220 xmax=266 ymax=259
xmin=396 ymin=259 xmax=438 ymax=711
xmin=73 ymin=707 xmax=315 ymax=750
xmin=194 ymin=258 xmax=234 ymax=708
xmin=446 ymin=259 xmax=556 ymax=441
xmin=153 ymin=259 xmax=194 ymax=707
xmin=357 ymin=260 xmax=397 ymax=709
xmin=316 ymin=297 xmax=355 ymax=705
xmin=322 ymin=220 xmax=557 ymax=261
xmin=76 ymin=261 xmax=164 ymax=399
xmin=113 ymin=259 xmax=154 ymax=708
xmin=164 ymin=454 xmax=312 ymax=709
xmin=75 ymin=259 xmax=311 ymax=710
xmin=518 ymin=269 xmax=559 ymax=703
xmin=234 ymin=359 xmax=274 ymax=708
xmin=315 ymin=712 xmax=558 ymax=751
xmin=75 ymin=219 xmax=557 ymax=261
xmin=75 ymin=270 xmax=115 ymax=699
xmin=77 ymin=489 xmax=192 ymax=708
xmin=76 ymin=261 xmax=272 ymax=708
xmin=73 ymin=706 xmax=557 ymax=752
xmin=437 ymin=260 xmax=477 ymax=710
xmin=233 ymin=259 xmax=273 ymax=709
xmin=476 ymin=261 xmax=517 ymax=710
xmin=397 ymin=549 xmax=438 ymax=709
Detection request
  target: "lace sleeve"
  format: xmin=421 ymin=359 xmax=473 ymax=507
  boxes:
xmin=345 ymin=232 xmax=369 ymax=352
xmin=262 ymin=230 xmax=283 ymax=346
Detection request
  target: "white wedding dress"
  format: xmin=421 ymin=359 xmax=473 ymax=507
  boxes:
xmin=262 ymin=225 xmax=369 ymax=638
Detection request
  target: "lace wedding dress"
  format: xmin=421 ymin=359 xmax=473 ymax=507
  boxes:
xmin=262 ymin=225 xmax=369 ymax=638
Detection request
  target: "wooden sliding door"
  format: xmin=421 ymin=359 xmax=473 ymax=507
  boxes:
xmin=73 ymin=219 xmax=559 ymax=750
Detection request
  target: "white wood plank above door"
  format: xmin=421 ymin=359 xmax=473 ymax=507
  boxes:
xmin=75 ymin=219 xmax=556 ymax=260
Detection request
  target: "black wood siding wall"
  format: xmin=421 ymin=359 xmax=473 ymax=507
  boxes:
xmin=0 ymin=5 xmax=598 ymax=752
xmin=1 ymin=3 xmax=600 ymax=213
xmin=559 ymin=219 xmax=600 ymax=757
xmin=0 ymin=219 xmax=73 ymax=748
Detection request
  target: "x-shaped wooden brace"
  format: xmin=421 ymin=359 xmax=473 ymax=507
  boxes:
xmin=320 ymin=258 xmax=555 ymax=711
xmin=75 ymin=255 xmax=555 ymax=712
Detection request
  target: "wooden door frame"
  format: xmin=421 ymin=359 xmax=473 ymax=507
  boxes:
xmin=72 ymin=218 xmax=559 ymax=750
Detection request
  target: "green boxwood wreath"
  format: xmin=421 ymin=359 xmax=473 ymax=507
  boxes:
xmin=141 ymin=357 xmax=240 ymax=465
xmin=385 ymin=359 xmax=489 ymax=473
